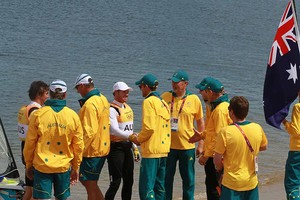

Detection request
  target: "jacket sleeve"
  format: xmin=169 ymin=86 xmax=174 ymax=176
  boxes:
xmin=71 ymin=116 xmax=84 ymax=171
xmin=205 ymin=105 xmax=230 ymax=157
xmin=23 ymin=113 xmax=38 ymax=169
xmin=137 ymin=99 xmax=155 ymax=143
xmin=283 ymin=104 xmax=300 ymax=136
xmin=80 ymin=103 xmax=99 ymax=140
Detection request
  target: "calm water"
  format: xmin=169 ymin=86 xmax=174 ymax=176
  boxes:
xmin=0 ymin=0 xmax=294 ymax=199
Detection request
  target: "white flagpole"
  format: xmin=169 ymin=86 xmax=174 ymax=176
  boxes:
xmin=291 ymin=0 xmax=300 ymax=54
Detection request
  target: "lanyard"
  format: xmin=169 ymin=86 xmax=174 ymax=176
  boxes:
xmin=234 ymin=123 xmax=254 ymax=153
xmin=171 ymin=96 xmax=186 ymax=116
xmin=147 ymin=92 xmax=169 ymax=113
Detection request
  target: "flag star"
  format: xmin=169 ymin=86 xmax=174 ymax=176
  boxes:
xmin=286 ymin=63 xmax=298 ymax=84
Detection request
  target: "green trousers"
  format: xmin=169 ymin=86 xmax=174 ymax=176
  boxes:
xmin=165 ymin=148 xmax=195 ymax=200
xmin=139 ymin=157 xmax=167 ymax=200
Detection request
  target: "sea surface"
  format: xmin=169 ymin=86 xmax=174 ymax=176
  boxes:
xmin=0 ymin=0 xmax=295 ymax=199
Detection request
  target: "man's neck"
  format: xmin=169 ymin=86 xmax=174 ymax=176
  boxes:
xmin=112 ymin=100 xmax=125 ymax=108
xmin=32 ymin=99 xmax=43 ymax=106
xmin=233 ymin=119 xmax=246 ymax=123
xmin=210 ymin=93 xmax=223 ymax=102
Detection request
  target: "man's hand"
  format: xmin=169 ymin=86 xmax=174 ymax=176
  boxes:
xmin=189 ymin=128 xmax=204 ymax=143
xmin=198 ymin=155 xmax=209 ymax=166
xmin=70 ymin=169 xmax=79 ymax=185
xmin=196 ymin=140 xmax=204 ymax=158
xmin=129 ymin=133 xmax=140 ymax=145
xmin=26 ymin=166 xmax=34 ymax=180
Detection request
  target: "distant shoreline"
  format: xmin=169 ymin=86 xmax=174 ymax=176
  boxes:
xmin=69 ymin=179 xmax=286 ymax=200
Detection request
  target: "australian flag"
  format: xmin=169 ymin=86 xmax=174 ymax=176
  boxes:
xmin=264 ymin=0 xmax=300 ymax=129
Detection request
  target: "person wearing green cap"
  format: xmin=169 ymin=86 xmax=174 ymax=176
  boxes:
xmin=195 ymin=78 xmax=212 ymax=170
xmin=194 ymin=76 xmax=232 ymax=200
xmin=129 ymin=73 xmax=171 ymax=200
xmin=161 ymin=70 xmax=205 ymax=200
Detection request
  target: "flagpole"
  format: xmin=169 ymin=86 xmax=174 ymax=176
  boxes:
xmin=291 ymin=0 xmax=300 ymax=54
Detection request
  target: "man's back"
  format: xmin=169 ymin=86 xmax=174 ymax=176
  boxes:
xmin=79 ymin=93 xmax=110 ymax=157
xmin=25 ymin=105 xmax=83 ymax=173
xmin=216 ymin=122 xmax=268 ymax=191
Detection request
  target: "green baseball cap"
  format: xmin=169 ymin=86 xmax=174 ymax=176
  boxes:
xmin=135 ymin=73 xmax=159 ymax=87
xmin=195 ymin=77 xmax=224 ymax=93
xmin=169 ymin=70 xmax=189 ymax=82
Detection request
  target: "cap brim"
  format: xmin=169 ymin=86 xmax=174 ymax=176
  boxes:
xmin=120 ymin=87 xmax=133 ymax=91
xmin=195 ymin=84 xmax=201 ymax=89
xmin=135 ymin=80 xmax=142 ymax=85
xmin=73 ymin=83 xmax=81 ymax=89
xmin=199 ymin=86 xmax=207 ymax=90
xmin=195 ymin=84 xmax=207 ymax=91
xmin=169 ymin=77 xmax=181 ymax=83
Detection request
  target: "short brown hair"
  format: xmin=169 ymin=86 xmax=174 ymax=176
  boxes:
xmin=228 ymin=96 xmax=249 ymax=120
xmin=28 ymin=81 xmax=49 ymax=100
xmin=49 ymin=90 xmax=66 ymax=100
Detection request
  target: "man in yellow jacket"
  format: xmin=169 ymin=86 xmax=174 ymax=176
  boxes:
xmin=18 ymin=80 xmax=49 ymax=200
xmin=75 ymin=73 xmax=110 ymax=200
xmin=282 ymin=91 xmax=300 ymax=199
xmin=195 ymin=77 xmax=232 ymax=200
xmin=129 ymin=73 xmax=171 ymax=200
xmin=23 ymin=79 xmax=84 ymax=200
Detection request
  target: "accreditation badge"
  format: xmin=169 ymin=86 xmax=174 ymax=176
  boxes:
xmin=254 ymin=156 xmax=258 ymax=174
xmin=171 ymin=117 xmax=179 ymax=132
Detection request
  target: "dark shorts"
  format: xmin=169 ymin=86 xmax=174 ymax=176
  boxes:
xmin=220 ymin=185 xmax=258 ymax=200
xmin=21 ymin=141 xmax=34 ymax=187
xmin=79 ymin=157 xmax=106 ymax=181
xmin=33 ymin=169 xmax=71 ymax=200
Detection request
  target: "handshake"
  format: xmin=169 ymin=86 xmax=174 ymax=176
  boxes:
xmin=128 ymin=133 xmax=140 ymax=145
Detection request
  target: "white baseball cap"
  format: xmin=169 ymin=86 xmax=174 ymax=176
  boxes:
xmin=74 ymin=74 xmax=93 ymax=88
xmin=113 ymin=82 xmax=133 ymax=92
xmin=50 ymin=80 xmax=67 ymax=93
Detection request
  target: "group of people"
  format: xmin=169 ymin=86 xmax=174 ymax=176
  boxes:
xmin=18 ymin=70 xmax=271 ymax=200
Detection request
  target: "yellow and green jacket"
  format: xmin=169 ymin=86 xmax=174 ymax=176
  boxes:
xmin=283 ymin=103 xmax=300 ymax=151
xmin=78 ymin=89 xmax=110 ymax=157
xmin=204 ymin=94 xmax=232 ymax=158
xmin=23 ymin=99 xmax=84 ymax=173
xmin=138 ymin=91 xmax=171 ymax=158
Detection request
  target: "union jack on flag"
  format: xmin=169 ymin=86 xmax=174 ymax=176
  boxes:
xmin=264 ymin=0 xmax=300 ymax=129
xmin=268 ymin=1 xmax=297 ymax=66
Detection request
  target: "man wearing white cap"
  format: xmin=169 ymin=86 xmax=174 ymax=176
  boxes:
xmin=105 ymin=81 xmax=140 ymax=200
xmin=74 ymin=74 xmax=110 ymax=200
xmin=23 ymin=79 xmax=84 ymax=200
